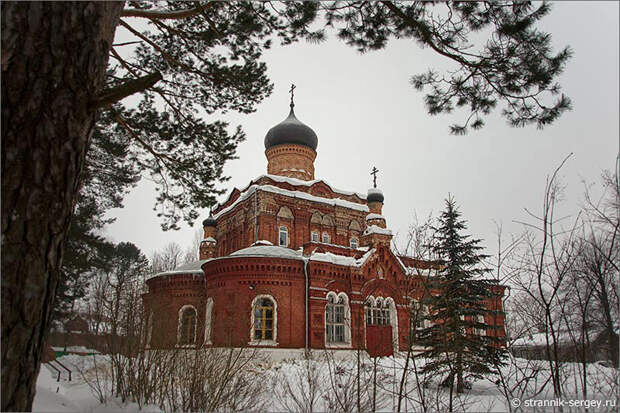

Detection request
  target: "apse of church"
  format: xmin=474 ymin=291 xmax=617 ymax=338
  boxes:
xmin=143 ymin=87 xmax=507 ymax=353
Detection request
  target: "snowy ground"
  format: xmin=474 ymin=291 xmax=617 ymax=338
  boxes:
xmin=34 ymin=351 xmax=618 ymax=412
xmin=34 ymin=355 xmax=162 ymax=412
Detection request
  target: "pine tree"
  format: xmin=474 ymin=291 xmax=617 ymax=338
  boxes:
xmin=418 ymin=196 xmax=506 ymax=398
xmin=2 ymin=2 xmax=568 ymax=409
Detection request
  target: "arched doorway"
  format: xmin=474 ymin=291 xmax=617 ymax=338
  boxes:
xmin=365 ymin=296 xmax=398 ymax=356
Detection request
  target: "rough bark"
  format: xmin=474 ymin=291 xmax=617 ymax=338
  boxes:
xmin=1 ymin=2 xmax=123 ymax=410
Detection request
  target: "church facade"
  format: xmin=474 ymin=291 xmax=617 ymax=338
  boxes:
xmin=142 ymin=98 xmax=507 ymax=354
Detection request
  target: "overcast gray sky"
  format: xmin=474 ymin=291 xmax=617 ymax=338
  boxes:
xmin=105 ymin=2 xmax=619 ymax=260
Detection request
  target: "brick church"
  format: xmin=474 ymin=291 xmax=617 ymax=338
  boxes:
xmin=142 ymin=92 xmax=507 ymax=354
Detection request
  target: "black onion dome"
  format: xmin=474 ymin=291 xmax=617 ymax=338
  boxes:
xmin=202 ymin=216 xmax=217 ymax=227
xmin=264 ymin=106 xmax=318 ymax=151
xmin=367 ymin=188 xmax=384 ymax=203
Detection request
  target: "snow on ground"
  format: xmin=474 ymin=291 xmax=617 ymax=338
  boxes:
xmin=34 ymin=355 xmax=162 ymax=412
xmin=34 ymin=351 xmax=618 ymax=412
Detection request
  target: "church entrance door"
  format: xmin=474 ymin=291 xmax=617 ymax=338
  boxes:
xmin=366 ymin=325 xmax=393 ymax=357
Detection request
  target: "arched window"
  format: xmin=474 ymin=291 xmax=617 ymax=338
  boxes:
xmin=279 ymin=226 xmax=289 ymax=247
xmin=311 ymin=231 xmax=319 ymax=242
xmin=365 ymin=296 xmax=399 ymax=349
xmin=204 ymin=298 xmax=214 ymax=345
xmin=322 ymin=232 xmax=330 ymax=244
xmin=350 ymin=237 xmax=359 ymax=249
xmin=372 ymin=298 xmax=390 ymax=325
xmin=177 ymin=305 xmax=197 ymax=346
xmin=250 ymin=295 xmax=277 ymax=345
xmin=325 ymin=292 xmax=351 ymax=346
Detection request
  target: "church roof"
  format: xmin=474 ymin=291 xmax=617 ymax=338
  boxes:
xmin=261 ymin=174 xmax=366 ymax=199
xmin=264 ymin=106 xmax=318 ymax=151
xmin=146 ymin=259 xmax=210 ymax=281
xmin=309 ymin=248 xmax=375 ymax=267
xmin=213 ymin=183 xmax=369 ymax=220
xmin=229 ymin=245 xmax=304 ymax=260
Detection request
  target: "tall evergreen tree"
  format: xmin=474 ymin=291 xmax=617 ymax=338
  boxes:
xmin=418 ymin=196 xmax=506 ymax=399
xmin=2 ymin=2 xmax=569 ymax=409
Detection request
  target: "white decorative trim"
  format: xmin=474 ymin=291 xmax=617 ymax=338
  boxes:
xmin=248 ymin=340 xmax=279 ymax=347
xmin=278 ymin=225 xmax=289 ymax=247
xmin=250 ymin=294 xmax=278 ymax=345
xmin=145 ymin=312 xmax=153 ymax=348
xmin=385 ymin=297 xmax=399 ymax=351
xmin=177 ymin=304 xmax=198 ymax=346
xmin=309 ymin=286 xmax=328 ymax=291
xmin=204 ymin=297 xmax=214 ymax=345
xmin=310 ymin=296 xmax=327 ymax=301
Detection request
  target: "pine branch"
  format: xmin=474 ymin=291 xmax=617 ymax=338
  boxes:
xmin=94 ymin=71 xmax=162 ymax=108
xmin=121 ymin=6 xmax=203 ymax=20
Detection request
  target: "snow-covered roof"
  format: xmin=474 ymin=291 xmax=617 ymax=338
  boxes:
xmin=202 ymin=237 xmax=216 ymax=243
xmin=174 ymin=259 xmax=210 ymax=272
xmin=363 ymin=225 xmax=393 ymax=236
xmin=366 ymin=213 xmax=384 ymax=221
xmin=253 ymin=240 xmax=273 ymax=246
xmin=367 ymin=188 xmax=383 ymax=195
xmin=214 ymin=184 xmax=369 ymax=220
xmin=147 ymin=259 xmax=210 ymax=280
xmin=230 ymin=245 xmax=304 ymax=260
xmin=309 ymin=248 xmax=374 ymax=267
xmin=262 ymin=174 xmax=366 ymax=199
xmin=512 ymin=331 xmax=575 ymax=347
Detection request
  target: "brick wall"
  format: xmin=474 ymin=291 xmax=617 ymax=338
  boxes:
xmin=265 ymin=144 xmax=316 ymax=180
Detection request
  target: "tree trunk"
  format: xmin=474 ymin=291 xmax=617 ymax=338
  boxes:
xmin=456 ymin=351 xmax=464 ymax=393
xmin=1 ymin=2 xmax=122 ymax=410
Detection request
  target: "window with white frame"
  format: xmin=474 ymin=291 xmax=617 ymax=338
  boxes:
xmin=475 ymin=314 xmax=486 ymax=336
xmin=325 ymin=292 xmax=350 ymax=346
xmin=311 ymin=231 xmax=319 ymax=242
xmin=322 ymin=232 xmax=330 ymax=244
xmin=279 ymin=226 xmax=288 ymax=247
xmin=251 ymin=296 xmax=276 ymax=343
xmin=177 ymin=305 xmax=197 ymax=346
xmin=326 ymin=295 xmax=345 ymax=343
xmin=365 ymin=298 xmax=391 ymax=326
xmin=350 ymin=237 xmax=358 ymax=249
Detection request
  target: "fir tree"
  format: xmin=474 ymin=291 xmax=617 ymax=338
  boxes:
xmin=418 ymin=196 xmax=506 ymax=399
